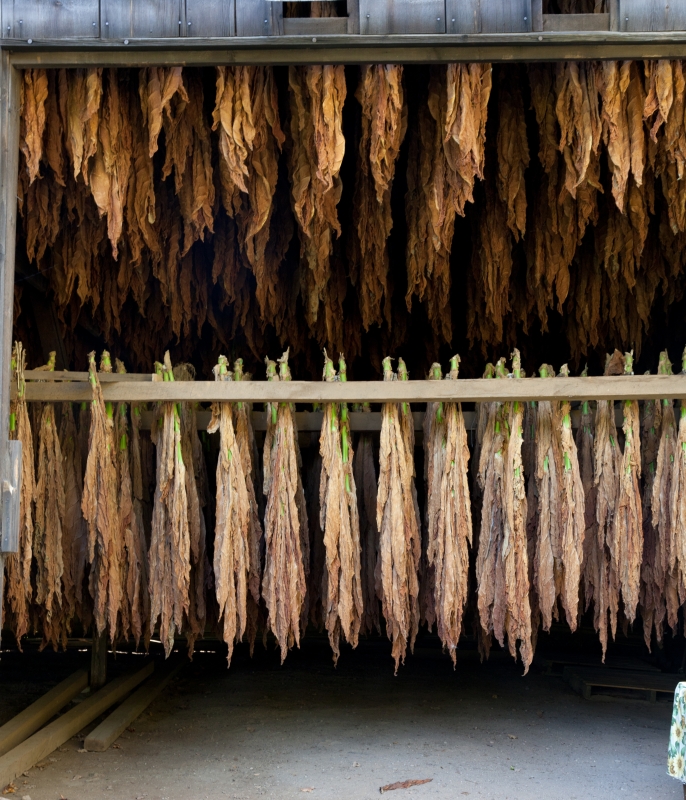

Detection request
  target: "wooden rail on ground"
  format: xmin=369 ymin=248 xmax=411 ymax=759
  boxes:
xmin=15 ymin=372 xmax=686 ymax=404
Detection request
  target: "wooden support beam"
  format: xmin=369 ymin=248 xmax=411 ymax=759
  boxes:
xmin=84 ymin=659 xmax=185 ymax=752
xmin=16 ymin=374 xmax=686 ymax=404
xmin=0 ymin=670 xmax=89 ymax=757
xmin=6 ymin=32 xmax=686 ymax=69
xmin=0 ymin=662 xmax=154 ymax=790
xmin=90 ymin=633 xmax=108 ymax=691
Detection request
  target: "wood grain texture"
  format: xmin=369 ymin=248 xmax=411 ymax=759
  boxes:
xmin=84 ymin=660 xmax=185 ymax=751
xmin=543 ymin=13 xmax=610 ymax=31
xmin=186 ymin=0 xmax=235 ymax=37
xmin=359 ymin=0 xmax=446 ymax=35
xmin=480 ymin=0 xmax=532 ymax=32
xmin=619 ymin=0 xmax=686 ymax=32
xmin=2 ymin=0 xmax=100 ymax=39
xmin=8 ymin=34 xmax=686 ymax=68
xmin=17 ymin=375 xmax=686 ymax=403
xmin=101 ymin=0 xmax=182 ymax=38
xmin=283 ymin=17 xmax=349 ymax=35
xmin=235 ymin=0 xmax=275 ymax=36
xmin=24 ymin=370 xmax=155 ymax=382
xmin=0 ymin=670 xmax=89 ymax=757
xmin=0 ymin=663 xmax=154 ymax=790
xmin=447 ymin=0 xmax=480 ymax=34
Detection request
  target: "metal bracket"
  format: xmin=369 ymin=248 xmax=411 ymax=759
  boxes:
xmin=1 ymin=439 xmax=22 ymax=554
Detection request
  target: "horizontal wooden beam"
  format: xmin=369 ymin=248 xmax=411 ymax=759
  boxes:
xmin=6 ymin=32 xmax=686 ymax=68
xmin=23 ymin=370 xmax=156 ymax=383
xmin=17 ymin=374 xmax=686 ymax=403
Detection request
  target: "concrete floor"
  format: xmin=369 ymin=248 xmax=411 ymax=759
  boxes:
xmin=0 ymin=632 xmax=682 ymax=800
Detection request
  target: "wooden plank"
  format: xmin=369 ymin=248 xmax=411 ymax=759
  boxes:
xmin=236 ymin=0 xmax=276 ymax=36
xmin=564 ymin=667 xmax=682 ymax=693
xmin=186 ymin=0 xmax=235 ymax=37
xmin=539 ymin=653 xmax=659 ymax=676
xmin=9 ymin=35 xmax=686 ymax=68
xmin=24 ymin=370 xmax=155 ymax=382
xmin=447 ymin=0 xmax=480 ymax=33
xmin=347 ymin=0 xmax=360 ymax=34
xmin=532 ymin=0 xmax=543 ymax=31
xmin=90 ymin=633 xmax=108 ymax=690
xmin=543 ymin=13 xmax=610 ymax=31
xmin=16 ymin=374 xmax=686 ymax=404
xmin=359 ymin=0 xmax=446 ymax=35
xmin=101 ymin=0 xmax=182 ymax=39
xmin=283 ymin=17 xmax=349 ymax=35
xmin=480 ymin=0 xmax=532 ymax=33
xmin=0 ymin=670 xmax=89 ymax=758
xmin=2 ymin=0 xmax=99 ymax=39
xmin=620 ymin=0 xmax=686 ymax=32
xmin=0 ymin=662 xmax=154 ymax=790
xmin=84 ymin=660 xmax=185 ymax=752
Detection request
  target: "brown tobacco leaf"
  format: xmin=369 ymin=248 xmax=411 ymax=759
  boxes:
xmin=425 ymin=357 xmax=472 ymax=665
xmin=613 ymin=353 xmax=643 ymax=625
xmin=82 ymin=352 xmax=121 ymax=641
xmin=350 ymin=64 xmax=407 ymax=330
xmin=406 ymin=63 xmax=492 ymax=343
xmin=232 ymin=359 xmax=264 ymax=655
xmin=139 ymin=67 xmax=185 ymax=158
xmin=670 ymin=349 xmax=686 ymax=613
xmin=651 ymin=352 xmax=680 ymax=635
xmin=64 ymin=68 xmax=103 ymax=184
xmin=20 ymin=69 xmax=49 ymax=185
xmin=288 ymin=61 xmax=347 ymax=335
xmin=173 ymin=363 xmax=208 ymax=657
xmin=4 ymin=343 xmax=36 ymax=648
xmin=34 ymin=396 xmax=66 ymax=650
xmin=476 ymin=353 xmax=533 ymax=673
xmin=376 ymin=358 xmax=421 ymax=673
xmin=592 ymin=350 xmax=624 ymax=659
xmin=354 ymin=405 xmax=381 ymax=637
xmin=496 ymin=68 xmax=530 ymax=240
xmin=262 ymin=352 xmax=309 ymax=662
xmin=380 ymin=778 xmax=432 ymax=793
xmin=208 ymin=356 xmax=250 ymax=666
xmin=148 ymin=352 xmax=191 ymax=657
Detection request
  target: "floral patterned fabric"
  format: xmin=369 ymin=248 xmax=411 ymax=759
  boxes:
xmin=668 ymin=682 xmax=686 ymax=782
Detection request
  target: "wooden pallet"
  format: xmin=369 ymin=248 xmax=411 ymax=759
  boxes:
xmin=565 ymin=667 xmax=682 ymax=702
xmin=539 ymin=653 xmax=660 ymax=676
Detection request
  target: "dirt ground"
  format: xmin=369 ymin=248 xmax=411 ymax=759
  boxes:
xmin=0 ymin=631 xmax=682 ymax=800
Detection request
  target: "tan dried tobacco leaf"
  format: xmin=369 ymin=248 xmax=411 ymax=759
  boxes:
xmin=4 ymin=343 xmax=36 ymax=648
xmin=376 ymin=358 xmax=421 ymax=672
xmin=148 ymin=352 xmax=191 ymax=657
xmin=425 ymin=357 xmax=472 ymax=665
xmin=64 ymin=68 xmax=103 ymax=184
xmin=208 ymin=356 xmax=250 ymax=666
xmin=139 ymin=67 xmax=185 ymax=158
xmin=262 ymin=352 xmax=309 ymax=662
xmin=318 ymin=353 xmax=363 ymax=664
xmin=20 ymin=69 xmax=49 ymax=185
xmin=350 ymin=64 xmax=406 ymax=330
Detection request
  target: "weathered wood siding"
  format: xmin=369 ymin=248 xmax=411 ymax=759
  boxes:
xmin=3 ymin=0 xmax=100 ymax=39
xmin=359 ymin=0 xmax=446 ymax=34
xmin=101 ymin=0 xmax=182 ymax=38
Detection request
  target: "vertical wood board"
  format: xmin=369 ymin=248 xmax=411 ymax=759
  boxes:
xmin=447 ymin=0 xmax=480 ymax=33
xmin=236 ymin=0 xmax=277 ymax=36
xmin=619 ymin=0 xmax=686 ymax=31
xmin=359 ymin=0 xmax=446 ymax=34
xmin=2 ymin=0 xmax=99 ymax=39
xmin=186 ymin=0 xmax=235 ymax=37
xmin=480 ymin=0 xmax=532 ymax=32
xmin=101 ymin=0 xmax=182 ymax=38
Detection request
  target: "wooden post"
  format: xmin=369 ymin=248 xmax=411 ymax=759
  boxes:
xmin=0 ymin=52 xmax=21 ymax=641
xmin=531 ymin=0 xmax=543 ymax=31
xmin=90 ymin=633 xmax=108 ymax=690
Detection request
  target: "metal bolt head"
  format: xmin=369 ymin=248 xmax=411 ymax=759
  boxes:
xmin=124 ymin=38 xmax=129 ymax=44
xmin=312 ymin=36 xmax=317 ymax=42
xmin=27 ymin=38 xmax=32 ymax=43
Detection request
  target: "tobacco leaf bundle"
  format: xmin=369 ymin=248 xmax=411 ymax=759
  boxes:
xmin=130 ymin=400 xmax=151 ymax=647
xmin=148 ymin=352 xmax=191 ymax=657
xmin=82 ymin=351 xmax=121 ymax=641
xmin=350 ymin=64 xmax=407 ymax=330
xmin=20 ymin=70 xmax=49 ymax=185
xmin=262 ymin=352 xmax=309 ymax=662
xmin=208 ymin=356 xmax=251 ymax=666
xmin=476 ymin=352 xmax=533 ymax=672
xmin=592 ymin=350 xmax=624 ymax=658
xmin=406 ymin=63 xmax=492 ymax=343
xmin=232 ymin=359 xmax=264 ymax=654
xmin=376 ymin=358 xmax=421 ymax=672
xmin=612 ymin=352 xmax=643 ymax=624
xmin=287 ymin=60 xmax=347 ymax=335
xmin=34 ymin=357 xmax=66 ymax=649
xmin=425 ymin=357 xmax=472 ymax=665
xmin=651 ymin=351 xmax=680 ymax=634
xmin=3 ymin=343 xmax=36 ymax=648
xmin=354 ymin=404 xmax=380 ymax=637
xmin=318 ymin=353 xmax=363 ymax=663
xmin=670 ymin=348 xmax=686 ymax=608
